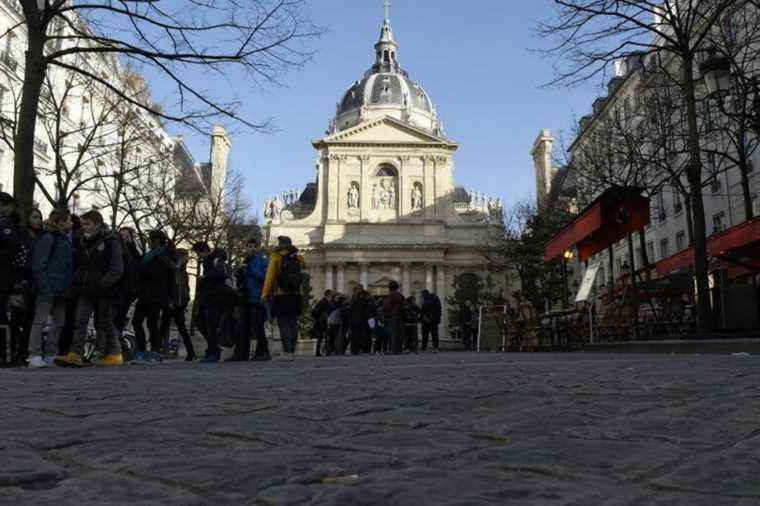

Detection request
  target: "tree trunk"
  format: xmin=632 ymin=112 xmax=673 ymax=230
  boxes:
xmin=682 ymin=56 xmax=712 ymax=331
xmin=685 ymin=194 xmax=695 ymax=246
xmin=737 ymin=126 xmax=753 ymax=221
xmin=13 ymin=32 xmax=46 ymax=228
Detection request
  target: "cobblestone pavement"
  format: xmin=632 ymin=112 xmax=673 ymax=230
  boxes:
xmin=1 ymin=352 xmax=759 ymax=505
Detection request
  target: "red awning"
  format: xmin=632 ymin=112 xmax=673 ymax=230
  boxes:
xmin=545 ymin=187 xmax=651 ymax=263
xmin=655 ymin=248 xmax=694 ymax=277
xmin=709 ymin=216 xmax=760 ymax=258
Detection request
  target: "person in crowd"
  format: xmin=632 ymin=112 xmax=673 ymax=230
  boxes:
xmin=55 ymin=210 xmax=123 ymax=367
xmin=326 ymin=294 xmax=344 ymax=356
xmin=311 ymin=290 xmax=333 ymax=357
xmin=349 ymin=286 xmax=371 ymax=355
xmin=112 ymin=227 xmax=141 ymax=335
xmin=131 ymin=230 xmax=174 ymax=364
xmin=159 ymin=248 xmax=196 ymax=362
xmin=57 ymin=214 xmax=81 ymax=356
xmin=459 ymin=299 xmax=475 ymax=351
xmin=0 ymin=192 xmax=23 ymax=367
xmin=384 ymin=280 xmax=404 ymax=355
xmin=192 ymin=241 xmax=230 ymax=364
xmin=262 ymin=236 xmax=306 ymax=361
xmin=27 ymin=208 xmax=73 ymax=368
xmin=338 ymin=294 xmax=351 ymax=354
xmin=230 ymin=238 xmax=270 ymax=362
xmin=404 ymin=295 xmax=421 ymax=354
xmin=420 ymin=290 xmax=442 ymax=353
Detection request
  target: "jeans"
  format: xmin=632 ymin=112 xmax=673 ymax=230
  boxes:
xmin=160 ymin=305 xmax=194 ymax=357
xmin=389 ymin=316 xmax=402 ymax=354
xmin=404 ymin=323 xmax=418 ymax=352
xmin=277 ymin=314 xmax=299 ymax=354
xmin=350 ymin=323 xmax=368 ymax=354
xmin=421 ymin=322 xmax=439 ymax=350
xmin=28 ymin=295 xmax=66 ymax=357
xmin=235 ymin=302 xmax=269 ymax=359
xmin=132 ymin=299 xmax=162 ymax=353
xmin=196 ymin=303 xmax=222 ymax=358
xmin=112 ymin=296 xmax=135 ymax=334
xmin=72 ymin=296 xmax=120 ymax=357
xmin=58 ymin=295 xmax=77 ymax=355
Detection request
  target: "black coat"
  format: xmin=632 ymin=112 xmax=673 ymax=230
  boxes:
xmin=421 ymin=294 xmax=442 ymax=325
xmin=349 ymin=295 xmax=370 ymax=326
xmin=197 ymin=249 xmax=231 ymax=307
xmin=138 ymin=249 xmax=175 ymax=308
xmin=0 ymin=214 xmax=21 ymax=294
xmin=74 ymin=227 xmax=124 ymax=299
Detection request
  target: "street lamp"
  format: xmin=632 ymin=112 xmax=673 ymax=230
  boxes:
xmin=699 ymin=48 xmax=760 ymax=135
xmin=561 ymin=249 xmax=574 ymax=309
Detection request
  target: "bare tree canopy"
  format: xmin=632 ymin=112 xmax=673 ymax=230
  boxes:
xmin=10 ymin=0 xmax=323 ymax=225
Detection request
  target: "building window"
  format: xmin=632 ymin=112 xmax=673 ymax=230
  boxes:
xmin=711 ymin=176 xmax=722 ymax=194
xmin=657 ymin=192 xmax=666 ymax=221
xmin=673 ymin=191 xmax=683 ymax=214
xmin=676 ymin=230 xmax=687 ymax=251
xmin=660 ymin=238 xmax=670 ymax=260
xmin=713 ymin=212 xmax=726 ymax=234
xmin=646 ymin=241 xmax=655 ymax=262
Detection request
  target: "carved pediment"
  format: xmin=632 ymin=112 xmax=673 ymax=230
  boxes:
xmin=315 ymin=116 xmax=455 ymax=146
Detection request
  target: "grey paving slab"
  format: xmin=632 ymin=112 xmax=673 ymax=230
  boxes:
xmin=1 ymin=352 xmax=759 ymax=505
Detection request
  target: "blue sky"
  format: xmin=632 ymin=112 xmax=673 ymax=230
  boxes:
xmin=171 ymin=0 xmax=602 ymax=216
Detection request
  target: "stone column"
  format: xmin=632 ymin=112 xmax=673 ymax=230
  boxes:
xmin=436 ymin=264 xmax=447 ymax=338
xmin=360 ymin=155 xmax=370 ymax=220
xmin=360 ymin=263 xmax=369 ymax=288
xmin=336 ymin=263 xmax=346 ymax=294
xmin=325 ymin=264 xmax=334 ymax=292
xmin=426 ymin=264 xmax=434 ymax=292
xmin=402 ymin=263 xmax=411 ymax=296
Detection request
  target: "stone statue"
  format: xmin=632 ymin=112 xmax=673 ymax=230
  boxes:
xmin=348 ymin=183 xmax=360 ymax=209
xmin=373 ymin=177 xmax=396 ymax=210
xmin=411 ymin=184 xmax=423 ymax=210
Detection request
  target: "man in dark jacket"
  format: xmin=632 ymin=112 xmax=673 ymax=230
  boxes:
xmin=132 ymin=230 xmax=174 ymax=364
xmin=112 ymin=227 xmax=141 ymax=335
xmin=312 ymin=290 xmax=333 ymax=356
xmin=193 ymin=242 xmax=230 ymax=363
xmin=404 ymin=295 xmax=421 ymax=353
xmin=384 ymin=280 xmax=405 ymax=355
xmin=160 ymin=248 xmax=195 ymax=361
xmin=349 ymin=286 xmax=371 ymax=355
xmin=420 ymin=290 xmax=442 ymax=353
xmin=459 ymin=300 xmax=475 ymax=352
xmin=55 ymin=210 xmax=124 ymax=367
xmin=0 ymin=192 xmax=22 ymax=367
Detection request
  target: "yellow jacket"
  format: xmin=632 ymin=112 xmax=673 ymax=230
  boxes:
xmin=261 ymin=246 xmax=306 ymax=299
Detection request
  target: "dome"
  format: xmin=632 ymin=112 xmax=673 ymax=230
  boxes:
xmin=330 ymin=11 xmax=442 ymax=135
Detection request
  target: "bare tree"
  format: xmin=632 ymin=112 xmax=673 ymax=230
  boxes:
xmin=538 ymin=0 xmax=741 ymax=329
xmin=8 ymin=0 xmax=321 ymax=225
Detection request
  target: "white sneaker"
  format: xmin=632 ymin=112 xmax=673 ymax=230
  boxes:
xmin=29 ymin=356 xmax=47 ymax=368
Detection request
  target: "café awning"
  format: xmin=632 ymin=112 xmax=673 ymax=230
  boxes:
xmin=544 ymin=186 xmax=650 ymax=263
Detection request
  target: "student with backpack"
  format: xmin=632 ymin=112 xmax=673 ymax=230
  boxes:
xmin=261 ymin=236 xmax=306 ymax=361
xmin=229 ymin=238 xmax=270 ymax=362
xmin=160 ymin=248 xmax=196 ymax=362
xmin=131 ymin=230 xmax=174 ymax=365
xmin=383 ymin=280 xmax=405 ymax=355
xmin=27 ymin=208 xmax=73 ymax=368
xmin=192 ymin=242 xmax=232 ymax=364
xmin=55 ymin=210 xmax=124 ymax=367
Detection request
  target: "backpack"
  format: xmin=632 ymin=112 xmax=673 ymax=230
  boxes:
xmin=278 ymin=252 xmax=303 ymax=293
xmin=327 ymin=308 xmax=342 ymax=328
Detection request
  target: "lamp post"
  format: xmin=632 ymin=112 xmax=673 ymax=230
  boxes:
xmin=699 ymin=49 xmax=760 ymax=135
xmin=561 ymin=249 xmax=575 ymax=309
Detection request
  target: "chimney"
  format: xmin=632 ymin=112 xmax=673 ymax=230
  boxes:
xmin=210 ymin=125 xmax=231 ymax=197
xmin=531 ymin=129 xmax=555 ymax=210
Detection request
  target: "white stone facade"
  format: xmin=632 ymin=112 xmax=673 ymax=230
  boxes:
xmin=265 ymin=9 xmax=508 ymax=336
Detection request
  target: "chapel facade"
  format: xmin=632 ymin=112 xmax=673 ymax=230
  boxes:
xmin=263 ymin=6 xmax=508 ymax=335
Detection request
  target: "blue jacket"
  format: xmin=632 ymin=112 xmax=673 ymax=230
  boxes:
xmin=32 ymin=231 xmax=73 ymax=296
xmin=246 ymin=252 xmax=269 ymax=302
